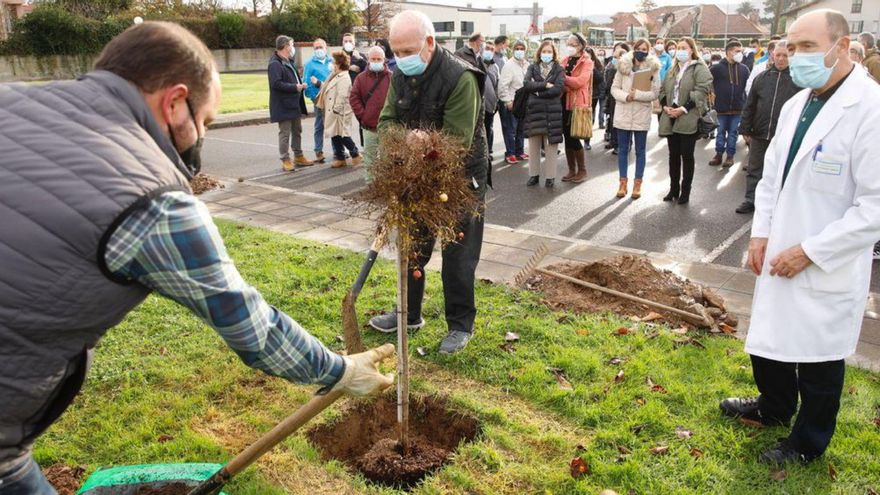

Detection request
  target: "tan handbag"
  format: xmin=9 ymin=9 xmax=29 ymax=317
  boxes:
xmin=570 ymin=106 xmax=593 ymax=139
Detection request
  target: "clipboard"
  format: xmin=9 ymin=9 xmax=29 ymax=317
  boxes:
xmin=632 ymin=69 xmax=653 ymax=92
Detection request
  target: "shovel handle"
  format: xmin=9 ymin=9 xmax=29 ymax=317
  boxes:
xmin=187 ymin=389 xmax=344 ymax=495
xmin=350 ymin=228 xmax=387 ymax=297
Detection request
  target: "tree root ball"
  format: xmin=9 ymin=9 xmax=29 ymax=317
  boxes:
xmin=307 ymin=394 xmax=479 ymax=488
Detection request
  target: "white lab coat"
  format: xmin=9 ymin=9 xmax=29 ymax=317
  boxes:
xmin=747 ymin=65 xmax=880 ymax=363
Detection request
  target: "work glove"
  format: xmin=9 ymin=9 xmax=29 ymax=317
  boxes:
xmin=330 ymin=343 xmax=395 ymax=397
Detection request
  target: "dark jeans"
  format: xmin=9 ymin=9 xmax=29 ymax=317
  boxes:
xmin=499 ymin=105 xmax=524 ymax=157
xmin=667 ymin=132 xmax=699 ymax=194
xmin=485 ymin=111 xmax=495 ymax=157
xmin=407 ymin=201 xmax=485 ymax=334
xmin=745 ymin=137 xmax=770 ymax=204
xmin=562 ymin=108 xmax=583 ymax=151
xmin=751 ymin=354 xmax=846 ymax=457
xmin=0 ymin=457 xmax=56 ymax=495
xmin=617 ymin=129 xmax=647 ymax=179
xmin=584 ymin=97 xmax=599 ymax=147
xmin=331 ymin=135 xmax=359 ymax=160
xmin=596 ymin=96 xmax=606 ymax=127
xmin=716 ymin=113 xmax=742 ymax=156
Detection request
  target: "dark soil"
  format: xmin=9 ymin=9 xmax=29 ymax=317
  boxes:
xmin=43 ymin=464 xmax=85 ymax=495
xmin=528 ymin=255 xmax=738 ymax=330
xmin=307 ymin=394 xmax=479 ymax=488
xmin=134 ymin=481 xmax=194 ymax=495
xmin=190 ymin=174 xmax=223 ymax=195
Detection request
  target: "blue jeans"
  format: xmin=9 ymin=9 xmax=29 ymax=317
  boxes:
xmin=498 ymin=105 xmax=524 ymax=157
xmin=0 ymin=458 xmax=56 ymax=495
xmin=617 ymin=129 xmax=647 ymax=179
xmin=716 ymin=114 xmax=742 ymax=156
xmin=313 ymin=108 xmax=325 ymax=153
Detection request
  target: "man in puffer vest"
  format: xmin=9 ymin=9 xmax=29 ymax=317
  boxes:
xmin=0 ymin=22 xmax=394 ymax=494
xmin=367 ymin=10 xmax=488 ymax=355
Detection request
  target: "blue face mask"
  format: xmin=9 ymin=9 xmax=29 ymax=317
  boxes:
xmin=396 ymin=39 xmax=429 ymax=76
xmin=369 ymin=61 xmax=384 ymax=72
xmin=540 ymin=53 xmax=553 ymax=64
xmin=482 ymin=51 xmax=494 ymax=62
xmin=314 ymin=48 xmax=326 ymax=60
xmin=789 ymin=39 xmax=841 ymax=89
xmin=611 ymin=58 xmax=619 ymax=67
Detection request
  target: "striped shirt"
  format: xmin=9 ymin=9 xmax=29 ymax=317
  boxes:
xmin=105 ymin=191 xmax=345 ymax=387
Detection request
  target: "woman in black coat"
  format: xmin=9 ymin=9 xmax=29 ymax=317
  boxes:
xmin=603 ymin=42 xmax=630 ymax=154
xmin=585 ymin=47 xmax=604 ymax=150
xmin=523 ymin=40 xmax=565 ymax=188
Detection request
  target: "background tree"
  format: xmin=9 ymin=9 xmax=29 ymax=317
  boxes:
xmin=762 ymin=0 xmax=796 ymax=34
xmin=638 ymin=0 xmax=657 ymax=13
xmin=359 ymin=0 xmax=397 ymax=39
xmin=736 ymin=1 xmax=758 ymax=17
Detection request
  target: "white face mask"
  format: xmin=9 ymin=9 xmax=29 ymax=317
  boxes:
xmin=513 ymin=49 xmax=526 ymax=60
xmin=733 ymin=52 xmax=744 ymax=63
xmin=566 ymin=45 xmax=578 ymax=56
xmin=655 ymin=43 xmax=664 ymax=52
xmin=343 ymin=42 xmax=354 ymax=52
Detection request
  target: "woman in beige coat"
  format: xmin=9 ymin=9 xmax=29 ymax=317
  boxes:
xmin=610 ymin=38 xmax=661 ymax=199
xmin=318 ymin=51 xmax=361 ymax=168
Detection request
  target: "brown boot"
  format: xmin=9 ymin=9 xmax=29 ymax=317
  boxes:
xmin=616 ymin=177 xmax=628 ymax=198
xmin=561 ymin=152 xmax=576 ymax=182
xmin=723 ymin=155 xmax=735 ymax=168
xmin=570 ymin=148 xmax=587 ymax=183
xmin=315 ymin=151 xmax=326 ymax=164
xmin=350 ymin=155 xmax=363 ymax=166
xmin=631 ymin=179 xmax=643 ymax=199
xmin=294 ymin=155 xmax=314 ymax=167
xmin=331 ymin=158 xmax=347 ymax=168
xmin=281 ymin=158 xmax=295 ymax=172
xmin=708 ymin=153 xmax=723 ymax=166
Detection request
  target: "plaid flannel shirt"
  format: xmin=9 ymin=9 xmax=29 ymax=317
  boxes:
xmin=105 ymin=191 xmax=345 ymax=387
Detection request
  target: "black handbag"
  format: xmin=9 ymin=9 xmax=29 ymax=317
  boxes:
xmin=698 ymin=108 xmax=718 ymax=138
xmin=512 ymin=86 xmax=529 ymax=120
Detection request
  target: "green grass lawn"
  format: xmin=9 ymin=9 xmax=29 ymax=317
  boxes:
xmin=218 ymin=73 xmax=312 ymax=115
xmin=35 ymin=221 xmax=880 ymax=494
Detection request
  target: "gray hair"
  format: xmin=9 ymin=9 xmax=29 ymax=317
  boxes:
xmin=275 ymin=35 xmax=292 ymax=51
xmin=367 ymin=45 xmax=386 ymax=59
xmin=859 ymin=32 xmax=876 ymax=49
xmin=850 ymin=40 xmax=866 ymax=59
xmin=390 ymin=10 xmax=435 ymax=39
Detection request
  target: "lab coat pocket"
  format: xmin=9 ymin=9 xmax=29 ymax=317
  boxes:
xmin=806 ymin=151 xmax=848 ymax=196
xmin=795 ymin=263 xmax=855 ymax=294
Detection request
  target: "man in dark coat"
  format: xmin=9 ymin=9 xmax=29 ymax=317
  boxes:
xmin=369 ymin=10 xmax=488 ymax=355
xmin=709 ymin=40 xmax=751 ymax=167
xmin=268 ymin=35 xmax=314 ymax=171
xmin=736 ymin=41 xmax=801 ymax=214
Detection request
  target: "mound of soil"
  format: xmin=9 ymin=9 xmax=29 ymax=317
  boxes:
xmin=190 ymin=174 xmax=223 ymax=195
xmin=134 ymin=482 xmax=193 ymax=495
xmin=307 ymin=394 xmax=479 ymax=488
xmin=528 ymin=255 xmax=738 ymax=330
xmin=44 ymin=464 xmax=85 ymax=495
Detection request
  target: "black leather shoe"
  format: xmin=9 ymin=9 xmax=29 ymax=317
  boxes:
xmin=677 ymin=194 xmax=690 ymax=205
xmin=545 ymin=178 xmax=555 ymax=188
xmin=736 ymin=201 xmax=755 ymax=214
xmin=663 ymin=190 xmax=679 ymax=202
xmin=759 ymin=439 xmax=814 ymax=465
xmin=720 ymin=397 xmax=789 ymax=427
xmin=526 ymin=176 xmax=539 ymax=186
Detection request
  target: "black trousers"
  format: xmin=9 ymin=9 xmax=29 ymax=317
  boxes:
xmin=407 ymin=202 xmax=485 ymax=334
xmin=751 ymin=354 xmax=846 ymax=457
xmin=666 ymin=132 xmax=698 ymax=195
xmin=562 ymin=108 xmax=583 ymax=151
xmin=744 ymin=137 xmax=770 ymax=204
xmin=484 ymin=111 xmax=495 ymax=157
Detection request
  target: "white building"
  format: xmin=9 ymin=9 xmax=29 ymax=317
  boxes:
xmin=389 ymin=1 xmax=492 ymax=38
xmin=491 ymin=3 xmax=543 ymax=37
xmin=782 ymin=0 xmax=880 ymax=38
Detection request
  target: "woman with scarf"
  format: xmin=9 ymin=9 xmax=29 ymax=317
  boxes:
xmin=523 ymin=40 xmax=565 ymax=187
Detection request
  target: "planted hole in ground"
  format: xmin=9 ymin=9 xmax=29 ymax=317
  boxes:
xmin=307 ymin=394 xmax=480 ymax=489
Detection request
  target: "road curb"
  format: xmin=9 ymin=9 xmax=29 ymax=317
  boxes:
xmin=208 ymin=109 xmax=314 ymax=130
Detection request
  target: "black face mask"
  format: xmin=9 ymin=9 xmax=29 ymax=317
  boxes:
xmin=634 ymin=51 xmax=648 ymax=62
xmin=168 ymin=98 xmax=203 ymax=176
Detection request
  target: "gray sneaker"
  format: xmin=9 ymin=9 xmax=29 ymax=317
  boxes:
xmin=368 ymin=310 xmax=425 ymax=333
xmin=439 ymin=330 xmax=472 ymax=354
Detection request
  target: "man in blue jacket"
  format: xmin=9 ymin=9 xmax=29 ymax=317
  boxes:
xmin=709 ymin=40 xmax=750 ymax=168
xmin=304 ymin=38 xmax=332 ymax=163
xmin=268 ymin=35 xmax=314 ymax=172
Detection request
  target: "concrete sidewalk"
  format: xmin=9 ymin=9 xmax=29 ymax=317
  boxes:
xmin=199 ymin=179 xmax=880 ymax=371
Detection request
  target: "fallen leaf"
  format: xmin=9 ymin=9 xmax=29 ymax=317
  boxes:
xmin=689 ymin=447 xmax=704 ymax=458
xmin=547 ymin=367 xmax=574 ymax=391
xmin=498 ymin=343 xmax=516 ymax=353
xmin=671 ymin=326 xmax=689 ymax=335
xmin=608 ymin=357 xmax=624 ymax=365
xmin=617 ymin=445 xmax=633 ymax=455
xmin=719 ymin=323 xmax=737 ymax=335
xmin=575 ymin=444 xmax=587 ymax=453
xmin=157 ymin=434 xmax=174 ymax=443
xmin=635 ymin=397 xmax=646 ymax=406
xmin=770 ymin=468 xmax=788 ymax=481
xmin=738 ymin=417 xmax=764 ymax=428
xmin=576 ymin=328 xmax=591 ymax=336
xmin=615 ymin=327 xmax=630 ymax=336
xmin=614 ymin=369 xmax=626 ymax=383
xmin=867 ymin=489 xmax=878 ymax=495
xmin=159 ymin=346 xmax=168 ymax=356
xmin=504 ymin=331 xmax=520 ymax=342
xmin=874 ymin=416 xmax=880 ymax=428
xmin=416 ymin=347 xmax=427 ymax=357
xmin=847 ymin=385 xmax=857 ymax=395
xmin=828 ymin=462 xmax=838 ymax=481
xmin=647 ymin=377 xmax=667 ymax=394
xmin=650 ymin=445 xmax=669 ymax=455
xmin=569 ymin=456 xmax=590 ymax=478
xmin=675 ymin=426 xmax=694 ymax=440
xmin=640 ymin=311 xmax=664 ymax=322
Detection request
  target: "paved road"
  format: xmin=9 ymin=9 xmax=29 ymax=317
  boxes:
xmin=201 ymin=113 xmax=880 ymax=292
xmin=203 ymin=113 xmax=757 ymax=267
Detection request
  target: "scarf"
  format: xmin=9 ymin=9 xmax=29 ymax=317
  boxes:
xmin=540 ymin=61 xmax=553 ymax=79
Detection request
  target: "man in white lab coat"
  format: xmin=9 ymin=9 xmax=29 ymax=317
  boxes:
xmin=719 ymin=9 xmax=880 ymax=465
